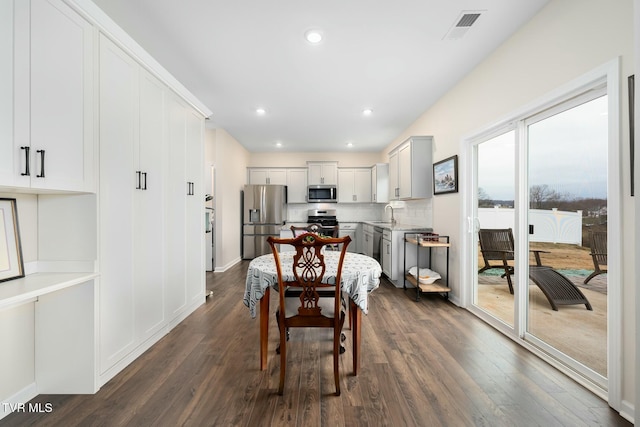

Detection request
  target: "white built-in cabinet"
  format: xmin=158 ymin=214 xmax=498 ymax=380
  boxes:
xmin=0 ymin=1 xmax=208 ymax=417
xmin=307 ymin=161 xmax=338 ymax=185
xmin=98 ymin=34 xmax=205 ymax=381
xmin=388 ymin=136 xmax=433 ymax=200
xmin=0 ymin=0 xmax=94 ymax=192
xmin=286 ymin=168 xmax=307 ymax=203
xmin=337 ymin=168 xmax=371 ymax=203
xmin=248 ymin=168 xmax=287 ymax=185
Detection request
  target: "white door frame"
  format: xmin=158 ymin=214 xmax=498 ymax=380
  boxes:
xmin=459 ymin=58 xmax=622 ymax=409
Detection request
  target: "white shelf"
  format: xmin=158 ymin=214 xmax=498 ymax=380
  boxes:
xmin=0 ymin=272 xmax=99 ymax=311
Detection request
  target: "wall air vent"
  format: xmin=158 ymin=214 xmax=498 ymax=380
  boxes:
xmin=443 ymin=10 xmax=484 ymax=40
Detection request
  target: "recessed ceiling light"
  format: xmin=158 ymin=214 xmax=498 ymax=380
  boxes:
xmin=362 ymin=109 xmax=373 ymax=116
xmin=305 ymin=29 xmax=323 ymax=44
xmin=346 ymin=142 xmax=354 ymax=148
xmin=275 ymin=142 xmax=282 ymax=148
xmin=256 ymin=108 xmax=266 ymax=115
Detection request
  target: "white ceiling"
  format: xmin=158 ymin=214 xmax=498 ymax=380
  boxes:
xmin=91 ymin=0 xmax=549 ymax=152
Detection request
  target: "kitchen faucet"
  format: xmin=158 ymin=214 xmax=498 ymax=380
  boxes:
xmin=385 ymin=204 xmax=396 ymax=225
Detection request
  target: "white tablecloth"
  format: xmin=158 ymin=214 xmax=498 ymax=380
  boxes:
xmin=243 ymin=251 xmax=382 ymax=318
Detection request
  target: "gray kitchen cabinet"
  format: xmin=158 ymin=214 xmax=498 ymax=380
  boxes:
xmin=338 ymin=168 xmax=371 ymax=203
xmin=388 ymin=136 xmax=433 ymax=200
xmin=338 ymin=222 xmax=358 ymax=252
xmin=371 ymin=163 xmax=389 ymax=203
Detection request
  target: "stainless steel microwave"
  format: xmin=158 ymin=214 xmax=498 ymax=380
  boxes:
xmin=307 ymin=185 xmax=337 ymax=203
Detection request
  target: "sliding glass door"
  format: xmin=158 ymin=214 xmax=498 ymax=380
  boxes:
xmin=466 ymin=66 xmax=619 ymax=396
xmin=525 ymin=92 xmax=608 ymax=381
xmin=473 ymin=130 xmax=516 ymax=328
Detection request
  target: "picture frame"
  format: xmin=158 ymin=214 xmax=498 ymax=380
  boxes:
xmin=433 ymin=155 xmax=458 ymax=195
xmin=0 ymin=198 xmax=25 ymax=283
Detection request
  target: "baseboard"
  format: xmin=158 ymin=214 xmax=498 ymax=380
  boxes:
xmin=0 ymin=383 xmax=38 ymax=421
xmin=619 ymin=399 xmax=635 ymax=424
xmin=98 ymin=327 xmax=169 ymax=387
xmin=214 ymin=257 xmax=242 ymax=273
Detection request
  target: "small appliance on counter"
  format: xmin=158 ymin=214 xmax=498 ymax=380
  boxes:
xmin=242 ymin=184 xmax=287 ymax=259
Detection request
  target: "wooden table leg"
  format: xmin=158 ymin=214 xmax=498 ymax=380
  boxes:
xmin=260 ymin=287 xmax=270 ymax=370
xmin=350 ymin=299 xmax=361 ymax=375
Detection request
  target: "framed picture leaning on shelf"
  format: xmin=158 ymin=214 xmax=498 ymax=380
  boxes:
xmin=433 ymin=155 xmax=458 ymax=195
xmin=0 ymin=198 xmax=25 ymax=282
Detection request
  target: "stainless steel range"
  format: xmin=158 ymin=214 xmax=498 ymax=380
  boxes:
xmin=307 ymin=209 xmax=339 ymax=236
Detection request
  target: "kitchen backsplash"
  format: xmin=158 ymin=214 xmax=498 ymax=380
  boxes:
xmin=287 ymin=198 xmax=432 ymax=227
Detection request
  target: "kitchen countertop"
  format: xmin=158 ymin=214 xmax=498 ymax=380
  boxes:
xmin=281 ymin=221 xmax=431 ymax=232
xmin=361 ymin=221 xmax=432 ymax=232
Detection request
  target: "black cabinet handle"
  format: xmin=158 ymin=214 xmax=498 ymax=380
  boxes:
xmin=187 ymin=182 xmax=195 ymax=195
xmin=136 ymin=171 xmax=142 ymax=189
xmin=142 ymin=172 xmax=147 ymax=190
xmin=20 ymin=146 xmax=30 ymax=176
xmin=36 ymin=149 xmax=45 ymax=178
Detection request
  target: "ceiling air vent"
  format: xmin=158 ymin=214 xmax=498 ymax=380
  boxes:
xmin=443 ymin=11 xmax=484 ymax=40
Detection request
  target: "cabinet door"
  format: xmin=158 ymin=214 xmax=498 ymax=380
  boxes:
xmin=165 ymin=93 xmax=188 ymax=319
xmin=185 ymin=108 xmax=205 ymax=306
xmin=267 ymin=169 xmax=287 ymax=185
xmin=134 ymin=69 xmax=166 ymax=341
xmin=0 ymin=0 xmax=14 ymax=185
xmin=286 ymin=168 xmax=307 ymax=203
xmin=29 ymin=0 xmax=94 ymax=191
xmin=322 ymin=163 xmax=338 ymax=185
xmin=398 ymin=143 xmax=412 ymax=199
xmin=249 ymin=169 xmax=268 ymax=185
xmin=389 ymin=151 xmax=399 ymax=200
xmin=337 ymin=169 xmax=355 ymax=203
xmin=307 ymin=163 xmax=323 ymax=185
xmin=98 ymin=35 xmax=138 ymax=371
xmin=353 ymin=169 xmax=371 ymax=202
xmin=308 ymin=162 xmax=337 ymax=185
xmin=382 ymin=238 xmax=392 ymax=276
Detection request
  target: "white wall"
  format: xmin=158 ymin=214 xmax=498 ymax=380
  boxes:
xmin=208 ymin=127 xmax=250 ymax=271
xmin=382 ymin=0 xmax=635 ymax=412
xmin=247 ymin=151 xmax=383 ymax=168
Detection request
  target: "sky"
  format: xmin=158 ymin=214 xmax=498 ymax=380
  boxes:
xmin=477 ymin=95 xmax=608 ymax=201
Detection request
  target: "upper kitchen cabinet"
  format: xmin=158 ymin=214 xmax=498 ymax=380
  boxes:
xmin=338 ymin=168 xmax=371 ymax=203
xmin=248 ymin=168 xmax=287 ymax=185
xmin=388 ymin=136 xmax=432 ymax=200
xmin=307 ymin=161 xmax=338 ymax=185
xmin=371 ymin=163 xmax=389 ymax=203
xmin=286 ymin=168 xmax=307 ymax=203
xmin=1 ymin=0 xmax=95 ymax=192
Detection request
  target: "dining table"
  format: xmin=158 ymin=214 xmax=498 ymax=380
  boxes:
xmin=243 ymin=250 xmax=382 ymax=374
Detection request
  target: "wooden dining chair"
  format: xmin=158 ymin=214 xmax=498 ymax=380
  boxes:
xmin=266 ymin=232 xmax=351 ymax=396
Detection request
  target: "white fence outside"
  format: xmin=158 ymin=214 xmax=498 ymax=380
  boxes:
xmin=478 ymin=207 xmax=583 ymax=245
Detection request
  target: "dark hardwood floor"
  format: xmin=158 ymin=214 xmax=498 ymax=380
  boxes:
xmin=2 ymin=261 xmax=631 ymax=426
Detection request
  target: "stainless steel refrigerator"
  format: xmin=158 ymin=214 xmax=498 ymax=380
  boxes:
xmin=242 ymin=184 xmax=287 ymax=259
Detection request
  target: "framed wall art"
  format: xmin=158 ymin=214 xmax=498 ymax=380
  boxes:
xmin=0 ymin=198 xmax=25 ymax=283
xmin=433 ymin=155 xmax=459 ymax=195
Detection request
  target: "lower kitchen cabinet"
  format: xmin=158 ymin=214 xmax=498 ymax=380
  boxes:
xmin=339 ymin=223 xmax=358 ymax=252
xmin=381 ymin=229 xmax=392 ymax=276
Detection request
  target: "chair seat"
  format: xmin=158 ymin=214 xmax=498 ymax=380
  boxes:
xmin=282 ymin=294 xmax=341 ymax=318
